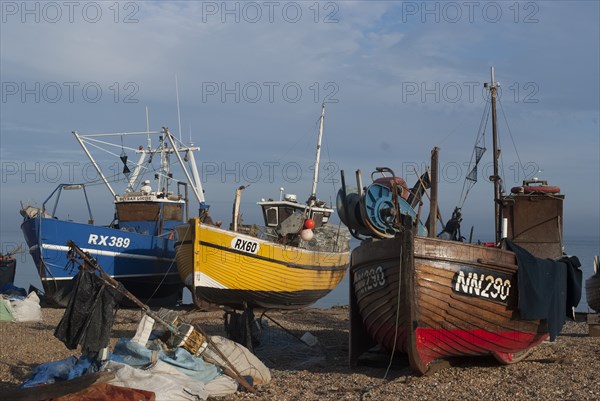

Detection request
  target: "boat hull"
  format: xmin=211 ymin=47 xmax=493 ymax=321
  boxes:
xmin=21 ymin=216 xmax=183 ymax=306
xmin=0 ymin=258 xmax=17 ymax=288
xmin=175 ymin=219 xmax=349 ymax=310
xmin=350 ymin=231 xmax=548 ymax=374
xmin=585 ymin=274 xmax=600 ymax=313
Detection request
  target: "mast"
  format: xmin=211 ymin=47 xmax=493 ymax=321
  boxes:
xmin=309 ymin=103 xmax=325 ymax=204
xmin=488 ymin=66 xmax=502 ymax=243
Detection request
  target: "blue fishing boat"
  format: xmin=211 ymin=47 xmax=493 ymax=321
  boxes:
xmin=20 ymin=127 xmax=207 ymax=306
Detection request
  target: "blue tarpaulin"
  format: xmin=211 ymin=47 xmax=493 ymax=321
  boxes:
xmin=20 ymin=355 xmax=98 ymax=388
xmin=109 ymin=339 xmax=220 ymax=384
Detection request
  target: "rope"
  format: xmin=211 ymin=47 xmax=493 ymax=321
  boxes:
xmin=143 ymin=221 xmax=191 ymax=305
xmin=384 ymin=239 xmax=403 ymax=380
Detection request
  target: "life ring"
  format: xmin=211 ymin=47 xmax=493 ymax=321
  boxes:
xmin=511 ymin=185 xmax=560 ymax=194
xmin=373 ymin=177 xmax=410 ymax=200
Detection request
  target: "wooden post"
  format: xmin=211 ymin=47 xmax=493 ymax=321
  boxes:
xmin=231 ymin=186 xmax=246 ymax=232
xmin=427 ymin=147 xmax=439 ymax=238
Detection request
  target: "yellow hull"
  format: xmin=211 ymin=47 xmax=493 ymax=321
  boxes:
xmin=175 ymin=218 xmax=350 ymax=309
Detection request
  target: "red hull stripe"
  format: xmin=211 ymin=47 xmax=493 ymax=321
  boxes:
xmin=415 ymin=327 xmax=547 ymax=366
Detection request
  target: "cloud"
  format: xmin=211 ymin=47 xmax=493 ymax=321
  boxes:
xmin=1 ymin=1 xmax=598 ymax=236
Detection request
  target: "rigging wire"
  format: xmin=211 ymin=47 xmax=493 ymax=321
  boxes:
xmin=75 ymin=136 xmax=189 ymax=193
xmin=273 ymin=115 xmax=321 ymax=165
xmin=497 ymin=116 xmax=505 ymax=194
xmin=498 ymin=98 xmax=527 ymax=181
xmin=457 ymin=93 xmax=491 ymax=208
xmin=321 ymin=113 xmax=339 ymax=199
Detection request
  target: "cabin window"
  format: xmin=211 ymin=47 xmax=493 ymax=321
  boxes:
xmin=163 ymin=203 xmax=184 ymax=221
xmin=116 ymin=203 xmax=160 ymax=222
xmin=279 ymin=207 xmax=294 ymax=223
xmin=265 ymin=207 xmax=278 ymax=227
xmin=311 ymin=212 xmax=324 ymax=227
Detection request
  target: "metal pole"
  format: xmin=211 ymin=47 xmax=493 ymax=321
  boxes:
xmin=163 ymin=128 xmax=205 ymax=203
xmin=73 ymin=131 xmax=117 ymax=198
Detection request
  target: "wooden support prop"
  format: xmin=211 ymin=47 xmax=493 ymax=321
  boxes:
xmin=588 ymin=313 xmax=600 ymax=337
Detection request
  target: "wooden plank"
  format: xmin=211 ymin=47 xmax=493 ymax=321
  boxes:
xmin=587 ymin=313 xmax=600 ymax=324
xmin=588 ymin=313 xmax=600 ymax=337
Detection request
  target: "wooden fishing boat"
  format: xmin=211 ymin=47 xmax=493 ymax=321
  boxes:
xmin=0 ymin=248 xmax=18 ymax=289
xmin=175 ymin=105 xmax=350 ymax=311
xmin=585 ymin=256 xmax=600 ymax=312
xmin=342 ymin=67 xmax=582 ymax=375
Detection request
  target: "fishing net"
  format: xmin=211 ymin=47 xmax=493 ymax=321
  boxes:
xmin=300 ymin=225 xmax=351 ymax=253
xmin=252 ymin=319 xmax=327 ymax=371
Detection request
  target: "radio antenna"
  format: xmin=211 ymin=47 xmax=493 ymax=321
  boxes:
xmin=176 ymin=74 xmax=183 ymax=142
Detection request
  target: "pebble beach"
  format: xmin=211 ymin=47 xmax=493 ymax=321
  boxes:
xmin=1 ymin=306 xmax=599 ymax=401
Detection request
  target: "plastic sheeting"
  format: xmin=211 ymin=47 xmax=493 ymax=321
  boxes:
xmin=0 ymin=283 xmax=27 ymax=297
xmin=203 ymin=336 xmax=271 ymax=385
xmin=21 ymin=355 xmax=98 ymax=388
xmin=9 ymin=291 xmax=42 ymax=322
xmin=103 ymin=360 xmax=212 ymax=401
xmin=54 ymin=269 xmax=123 ymax=353
xmin=0 ymin=298 xmax=14 ymax=321
xmin=110 ymin=339 xmax=220 ymax=384
xmin=0 ymin=290 xmax=42 ymax=322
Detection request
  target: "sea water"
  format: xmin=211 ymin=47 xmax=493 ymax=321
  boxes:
xmin=3 ymin=225 xmax=599 ymax=312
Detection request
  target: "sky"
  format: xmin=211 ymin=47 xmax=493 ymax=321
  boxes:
xmin=1 ymin=0 xmax=599 ymax=269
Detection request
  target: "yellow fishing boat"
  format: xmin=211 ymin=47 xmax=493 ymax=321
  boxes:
xmin=175 ymin=105 xmax=350 ymax=311
xmin=175 ymin=219 xmax=349 ymax=309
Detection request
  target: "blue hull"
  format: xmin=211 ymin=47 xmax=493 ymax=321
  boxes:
xmin=21 ymin=216 xmax=183 ymax=306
